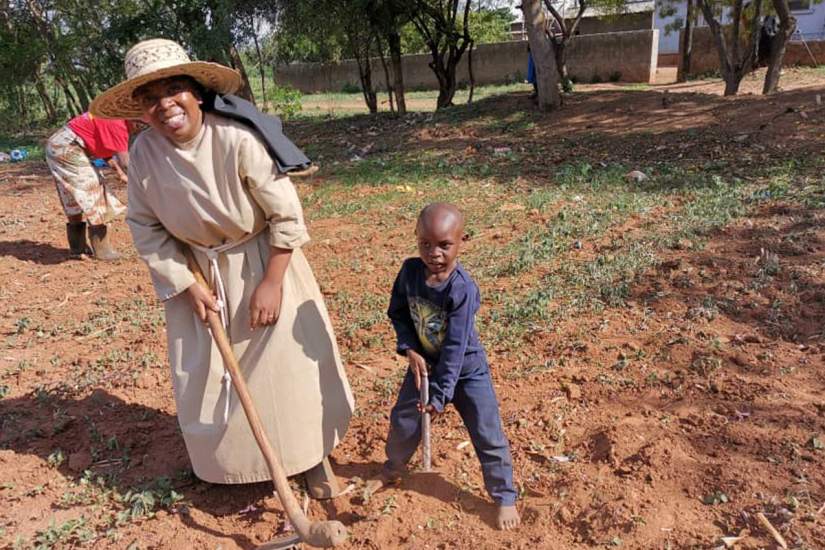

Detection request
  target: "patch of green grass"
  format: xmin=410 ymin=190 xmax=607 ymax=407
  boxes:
xmin=0 ymin=359 xmax=32 ymax=381
xmin=30 ymin=517 xmax=94 ymax=549
xmin=330 ymin=291 xmax=388 ymax=339
xmin=621 ymin=83 xmax=651 ymax=91
xmin=15 ymin=317 xmax=32 ymax=334
xmin=484 ymin=167 xmax=658 ymax=277
xmin=369 ymin=367 xmax=406 ymax=408
xmin=656 ymin=175 xmax=746 ymax=248
xmin=47 ymin=449 xmax=65 ymax=468
xmin=503 ymin=358 xmax=559 ymax=380
xmin=477 ymin=165 xmax=757 ymax=345
xmin=296 ymin=82 xmax=532 ymax=119
xmin=313 ymin=161 xmax=751 ymax=347
xmin=566 ymin=243 xmax=659 ymax=309
xmin=752 ymin=157 xmax=825 ymax=208
xmin=326 ymin=152 xmax=502 ymax=188
xmin=306 ymin=166 xmax=467 ymax=219
xmin=485 ymin=110 xmax=536 ymax=133
xmin=59 ymin=470 xmax=113 ymax=509
xmin=56 ymin=472 xmax=184 ymax=540
xmin=490 ymin=241 xmax=658 ymax=339
xmin=72 ymin=298 xmax=163 ymax=340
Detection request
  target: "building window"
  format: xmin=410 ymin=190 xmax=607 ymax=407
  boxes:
xmin=788 ymin=0 xmax=811 ymax=11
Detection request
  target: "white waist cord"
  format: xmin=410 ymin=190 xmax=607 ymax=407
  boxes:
xmin=204 ymin=249 xmax=232 ymax=424
xmin=190 ymin=228 xmax=265 ymax=426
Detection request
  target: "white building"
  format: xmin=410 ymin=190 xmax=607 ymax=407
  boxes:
xmin=509 ymin=0 xmax=825 ymax=59
xmin=509 ymin=0 xmax=656 ymax=40
xmin=654 ymin=0 xmax=825 ymax=55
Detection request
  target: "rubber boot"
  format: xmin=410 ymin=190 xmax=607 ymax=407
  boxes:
xmin=87 ymin=224 xmax=121 ymax=261
xmin=66 ymin=221 xmax=91 ymax=256
xmin=304 ymin=457 xmax=342 ymax=500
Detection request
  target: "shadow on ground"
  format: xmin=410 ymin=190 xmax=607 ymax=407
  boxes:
xmin=0 ymin=239 xmax=74 ymax=265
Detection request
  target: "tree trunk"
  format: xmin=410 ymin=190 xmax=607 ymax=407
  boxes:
xmin=388 ymin=30 xmax=406 ymax=115
xmin=522 ymin=0 xmax=562 ymax=111
xmin=347 ymin=28 xmax=378 ymax=114
xmin=79 ymin=70 xmax=98 ymax=100
xmin=729 ymin=0 xmax=764 ymax=94
xmin=376 ymin=35 xmax=395 ymax=113
xmin=35 ymin=72 xmax=58 ymax=123
xmin=421 ymin=35 xmax=459 ymax=110
xmin=467 ymin=40 xmax=475 ymax=104
xmin=26 ymin=0 xmax=86 ymax=113
xmin=412 ymin=0 xmax=472 ymax=111
xmin=434 ymin=59 xmax=457 ymax=109
xmin=723 ymin=78 xmax=741 ymax=95
xmin=228 ymin=44 xmax=256 ymax=104
xmin=553 ymin=39 xmax=573 ymax=93
xmin=355 ymin=53 xmax=378 ymax=113
xmin=57 ymin=76 xmax=81 ymax=117
xmin=543 ymin=0 xmax=582 ymax=94
xmin=699 ymin=0 xmax=739 ymax=96
xmin=677 ymin=0 xmax=695 ymax=82
xmin=70 ymin=77 xmax=91 ymax=111
xmin=16 ymin=86 xmax=28 ymax=128
xmin=251 ymin=18 xmax=268 ymax=110
xmin=763 ymin=0 xmax=796 ymax=94
xmin=700 ymin=0 xmax=763 ymax=96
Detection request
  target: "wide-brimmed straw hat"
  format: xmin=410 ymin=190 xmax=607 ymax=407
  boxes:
xmin=90 ymin=39 xmax=241 ymax=119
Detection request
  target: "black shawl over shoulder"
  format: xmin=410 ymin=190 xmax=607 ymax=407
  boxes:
xmin=209 ymin=94 xmax=311 ymax=174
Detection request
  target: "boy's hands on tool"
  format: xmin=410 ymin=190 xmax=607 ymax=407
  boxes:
xmin=406 ymin=349 xmax=428 ymax=390
xmin=187 ymin=282 xmax=219 ymax=323
xmin=407 ymin=349 xmax=439 ymax=415
xmin=417 ymin=402 xmax=439 ymax=416
xmin=250 ymin=279 xmax=282 ymax=329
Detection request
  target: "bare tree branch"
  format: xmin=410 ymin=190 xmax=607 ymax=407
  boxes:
xmin=731 ymin=0 xmax=743 ymax=68
xmin=742 ymin=0 xmax=763 ymax=73
xmin=542 ymin=0 xmax=568 ymax=37
xmin=567 ymin=0 xmax=588 ymax=40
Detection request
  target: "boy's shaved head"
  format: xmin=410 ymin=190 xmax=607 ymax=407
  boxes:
xmin=417 ymin=202 xmax=464 ymax=237
xmin=415 ymin=203 xmax=465 ymax=279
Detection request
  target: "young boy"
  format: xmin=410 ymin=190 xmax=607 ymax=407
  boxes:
xmin=383 ymin=202 xmax=520 ymax=530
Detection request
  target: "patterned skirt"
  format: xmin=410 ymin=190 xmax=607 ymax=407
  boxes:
xmin=45 ymin=126 xmax=126 ymax=225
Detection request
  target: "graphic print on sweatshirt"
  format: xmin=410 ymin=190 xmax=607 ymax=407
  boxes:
xmin=409 ymin=296 xmax=447 ymax=356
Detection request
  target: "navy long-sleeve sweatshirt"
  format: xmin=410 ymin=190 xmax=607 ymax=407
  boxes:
xmin=387 ymin=258 xmax=488 ymax=412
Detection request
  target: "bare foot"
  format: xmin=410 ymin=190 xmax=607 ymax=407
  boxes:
xmin=497 ymin=504 xmax=520 ymax=530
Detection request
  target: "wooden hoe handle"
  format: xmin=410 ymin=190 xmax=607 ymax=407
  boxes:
xmin=420 ymin=372 xmax=432 ymax=472
xmin=185 ymin=249 xmax=347 ymax=548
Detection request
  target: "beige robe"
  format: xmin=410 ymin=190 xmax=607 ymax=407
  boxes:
xmin=127 ymin=113 xmax=354 ymax=483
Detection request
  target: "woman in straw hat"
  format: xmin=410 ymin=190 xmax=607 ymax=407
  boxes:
xmin=91 ymin=39 xmax=353 ymax=495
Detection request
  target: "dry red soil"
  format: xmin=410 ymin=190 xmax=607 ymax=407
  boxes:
xmin=1 ymin=70 xmax=825 ymax=549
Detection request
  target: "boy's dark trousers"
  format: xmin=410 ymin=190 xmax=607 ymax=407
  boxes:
xmin=385 ymin=362 xmax=518 ymax=506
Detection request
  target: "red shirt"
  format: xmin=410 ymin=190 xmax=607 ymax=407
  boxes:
xmin=67 ymin=113 xmax=128 ymax=159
